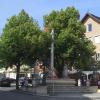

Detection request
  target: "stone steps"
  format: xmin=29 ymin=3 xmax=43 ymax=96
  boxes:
xmin=47 ymin=79 xmax=98 ymax=95
xmin=47 ymin=86 xmax=97 ymax=94
xmin=47 ymin=79 xmax=76 ymax=86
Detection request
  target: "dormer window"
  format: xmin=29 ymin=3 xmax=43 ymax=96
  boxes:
xmin=87 ymin=24 xmax=92 ymax=32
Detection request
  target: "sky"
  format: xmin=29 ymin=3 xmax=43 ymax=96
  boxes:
xmin=0 ymin=0 xmax=100 ymax=33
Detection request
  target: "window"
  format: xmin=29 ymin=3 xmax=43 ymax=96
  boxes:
xmin=87 ymin=24 xmax=92 ymax=32
xmin=95 ymin=36 xmax=100 ymax=43
xmin=95 ymin=53 xmax=100 ymax=61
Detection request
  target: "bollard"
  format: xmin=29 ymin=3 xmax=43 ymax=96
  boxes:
xmin=97 ymin=80 xmax=100 ymax=93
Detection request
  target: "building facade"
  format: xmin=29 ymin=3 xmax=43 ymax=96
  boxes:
xmin=82 ymin=13 xmax=100 ymax=61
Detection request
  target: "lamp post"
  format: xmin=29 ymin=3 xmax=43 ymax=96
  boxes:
xmin=50 ymin=29 xmax=55 ymax=95
xmin=51 ymin=29 xmax=55 ymax=78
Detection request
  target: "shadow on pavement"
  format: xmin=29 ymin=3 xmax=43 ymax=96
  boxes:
xmin=0 ymin=86 xmax=100 ymax=100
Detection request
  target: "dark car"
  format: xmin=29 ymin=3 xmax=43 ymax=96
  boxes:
xmin=0 ymin=77 xmax=11 ymax=87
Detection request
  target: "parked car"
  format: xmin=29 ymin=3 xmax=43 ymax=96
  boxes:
xmin=9 ymin=78 xmax=16 ymax=83
xmin=0 ymin=77 xmax=11 ymax=87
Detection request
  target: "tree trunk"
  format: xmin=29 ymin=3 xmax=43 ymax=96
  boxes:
xmin=16 ymin=62 xmax=20 ymax=90
xmin=55 ymin=55 xmax=64 ymax=77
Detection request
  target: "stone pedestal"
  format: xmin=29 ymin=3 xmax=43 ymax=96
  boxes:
xmin=47 ymin=79 xmax=75 ymax=95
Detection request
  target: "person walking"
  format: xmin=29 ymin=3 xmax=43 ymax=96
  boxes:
xmin=24 ymin=77 xmax=28 ymax=87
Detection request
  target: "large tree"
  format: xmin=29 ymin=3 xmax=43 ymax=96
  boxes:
xmin=44 ymin=7 xmax=95 ymax=77
xmin=0 ymin=10 xmax=41 ymax=89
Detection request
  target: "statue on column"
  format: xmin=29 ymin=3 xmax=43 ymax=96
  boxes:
xmin=63 ymin=64 xmax=68 ymax=78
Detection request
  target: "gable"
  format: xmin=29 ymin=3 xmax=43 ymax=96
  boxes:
xmin=81 ymin=13 xmax=100 ymax=24
xmin=84 ymin=17 xmax=100 ymax=33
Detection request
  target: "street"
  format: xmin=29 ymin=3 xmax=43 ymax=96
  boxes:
xmin=0 ymin=86 xmax=97 ymax=100
xmin=0 ymin=91 xmax=92 ymax=100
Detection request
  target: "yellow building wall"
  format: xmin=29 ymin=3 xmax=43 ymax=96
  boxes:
xmin=84 ymin=17 xmax=100 ymax=53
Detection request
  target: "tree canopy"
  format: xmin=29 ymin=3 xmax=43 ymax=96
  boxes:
xmin=44 ymin=7 xmax=95 ymax=76
xmin=0 ymin=9 xmax=41 ymax=89
xmin=0 ymin=7 xmax=96 ymax=80
xmin=0 ymin=9 xmax=41 ymax=66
